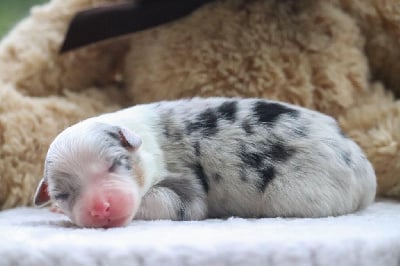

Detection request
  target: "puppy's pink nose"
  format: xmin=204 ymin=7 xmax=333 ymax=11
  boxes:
xmin=90 ymin=200 xmax=111 ymax=219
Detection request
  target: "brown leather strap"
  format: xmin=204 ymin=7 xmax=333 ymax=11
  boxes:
xmin=60 ymin=0 xmax=216 ymax=53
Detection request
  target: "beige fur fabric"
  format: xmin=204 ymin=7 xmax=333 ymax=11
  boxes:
xmin=0 ymin=0 xmax=399 ymax=210
xmin=124 ymin=0 xmax=400 ymax=198
xmin=0 ymin=0 xmax=129 ymax=209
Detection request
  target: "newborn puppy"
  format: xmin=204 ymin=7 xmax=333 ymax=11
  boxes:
xmin=34 ymin=97 xmax=376 ymax=228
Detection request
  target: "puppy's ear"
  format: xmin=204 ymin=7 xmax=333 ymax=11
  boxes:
xmin=33 ymin=178 xmax=51 ymax=207
xmin=118 ymin=126 xmax=142 ymax=151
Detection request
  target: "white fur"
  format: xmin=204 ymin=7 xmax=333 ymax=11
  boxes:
xmin=93 ymin=104 xmax=170 ymax=194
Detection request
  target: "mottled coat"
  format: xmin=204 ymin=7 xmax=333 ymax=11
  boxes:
xmin=34 ymin=98 xmax=376 ymax=227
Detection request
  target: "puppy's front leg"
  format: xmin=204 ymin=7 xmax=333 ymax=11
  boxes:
xmin=135 ymin=175 xmax=207 ymax=221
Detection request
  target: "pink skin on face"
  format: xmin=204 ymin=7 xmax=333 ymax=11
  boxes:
xmin=68 ymin=163 xmax=141 ymax=228
xmin=72 ymin=183 xmax=139 ymax=228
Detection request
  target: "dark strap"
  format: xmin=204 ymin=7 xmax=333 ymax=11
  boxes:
xmin=60 ymin=0 xmax=216 ymax=53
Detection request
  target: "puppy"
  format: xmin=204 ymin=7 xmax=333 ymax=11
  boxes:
xmin=34 ymin=97 xmax=376 ymax=228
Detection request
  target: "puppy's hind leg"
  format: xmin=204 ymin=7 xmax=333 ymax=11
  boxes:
xmin=134 ymin=175 xmax=208 ymax=221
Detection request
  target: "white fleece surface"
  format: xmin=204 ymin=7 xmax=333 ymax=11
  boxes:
xmin=0 ymin=200 xmax=399 ymax=266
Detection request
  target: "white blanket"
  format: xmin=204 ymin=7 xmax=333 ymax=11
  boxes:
xmin=0 ymin=200 xmax=399 ymax=266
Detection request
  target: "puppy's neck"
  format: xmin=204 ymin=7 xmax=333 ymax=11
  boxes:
xmin=134 ymin=148 xmax=167 ymax=196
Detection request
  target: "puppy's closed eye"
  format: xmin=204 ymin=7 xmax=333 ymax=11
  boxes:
xmin=54 ymin=193 xmax=70 ymax=201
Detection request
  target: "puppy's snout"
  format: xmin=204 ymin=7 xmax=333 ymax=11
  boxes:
xmin=89 ymin=200 xmax=111 ymax=219
xmin=74 ymin=185 xmax=138 ymax=228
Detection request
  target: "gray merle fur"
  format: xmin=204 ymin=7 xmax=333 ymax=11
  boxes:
xmin=217 ymin=101 xmax=237 ymax=122
xmin=150 ymin=97 xmax=375 ymax=218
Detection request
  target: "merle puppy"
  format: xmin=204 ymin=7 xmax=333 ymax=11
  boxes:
xmin=34 ymin=97 xmax=376 ymax=228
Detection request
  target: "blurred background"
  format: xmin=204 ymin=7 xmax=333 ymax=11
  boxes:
xmin=0 ymin=0 xmax=47 ymax=38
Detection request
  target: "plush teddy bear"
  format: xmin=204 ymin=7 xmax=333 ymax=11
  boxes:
xmin=0 ymin=0 xmax=399 ymax=210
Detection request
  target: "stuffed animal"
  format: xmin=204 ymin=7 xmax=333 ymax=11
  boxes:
xmin=0 ymin=0 xmax=399 ymax=210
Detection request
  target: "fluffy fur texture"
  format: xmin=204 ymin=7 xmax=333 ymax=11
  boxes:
xmin=35 ymin=98 xmax=376 ymax=227
xmin=0 ymin=0 xmax=400 ymax=210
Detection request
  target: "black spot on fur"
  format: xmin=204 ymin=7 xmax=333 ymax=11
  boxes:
xmin=256 ymin=166 xmax=276 ymax=192
xmin=217 ymin=101 xmax=237 ymax=122
xmin=241 ymin=152 xmax=264 ymax=169
xmin=242 ymin=120 xmax=254 ymax=135
xmin=253 ymin=101 xmax=299 ymax=125
xmin=240 ymin=149 xmax=264 ymax=169
xmin=270 ymin=142 xmax=296 ymax=162
xmin=186 ymin=108 xmax=219 ymax=137
xmin=188 ymin=162 xmax=209 ymax=193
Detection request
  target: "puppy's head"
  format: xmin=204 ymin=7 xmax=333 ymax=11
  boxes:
xmin=34 ymin=120 xmax=143 ymax=228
